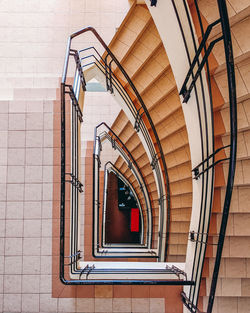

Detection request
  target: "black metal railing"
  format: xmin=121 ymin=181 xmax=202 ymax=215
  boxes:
xmin=61 ymin=73 xmax=84 ymax=281
xmin=93 ymin=123 xmax=156 ymax=258
xmin=80 ymin=32 xmax=171 ymax=261
xmin=169 ymin=0 xmax=237 ymax=312
xmin=97 ymin=131 xmax=151 ymax=249
xmin=60 ymin=27 xmax=173 ymax=284
xmin=102 ymin=161 xmax=145 ymax=247
xmin=81 ymin=49 xmax=168 ymax=261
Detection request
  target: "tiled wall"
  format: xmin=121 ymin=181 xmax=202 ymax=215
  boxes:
xmin=0 ymin=98 xmax=55 ymax=312
xmin=0 ymin=0 xmax=130 ymax=79
xmin=0 ymin=2 xmax=184 ymax=312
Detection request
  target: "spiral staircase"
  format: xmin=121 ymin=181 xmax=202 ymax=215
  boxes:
xmin=58 ymin=1 xmax=250 ymax=312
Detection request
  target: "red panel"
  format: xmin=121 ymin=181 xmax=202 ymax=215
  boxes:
xmin=130 ymin=208 xmax=139 ymax=232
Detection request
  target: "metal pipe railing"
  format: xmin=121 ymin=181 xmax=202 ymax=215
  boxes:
xmin=92 ymin=124 xmax=156 ymax=258
xmin=60 ymin=26 xmax=172 ymax=283
xmin=80 ymin=53 xmax=167 ymax=261
xmin=169 ymin=0 xmax=237 ymax=312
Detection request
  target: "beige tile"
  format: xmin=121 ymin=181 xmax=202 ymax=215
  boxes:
xmin=238 ymin=59 xmax=250 ymax=94
xmin=8 ymin=113 xmax=25 ymax=130
xmin=42 ymin=183 xmax=53 ymax=201
xmin=228 ymin=0 xmax=250 ymax=12
xmin=25 ymin=183 xmax=42 ymax=201
xmin=5 ymin=238 xmax=23 ymax=255
xmin=8 ymin=130 xmax=25 ymax=148
xmin=0 ymin=148 xmax=7 ymax=165
xmin=0 ymin=114 xmax=8 ymax=131
xmin=0 ymin=101 xmax=9 ymax=113
xmin=0 ymin=131 xmax=7 ymax=148
xmin=242 ymin=98 xmax=250 ymax=124
xmin=43 ymin=165 xmax=53 ymax=182
xmin=40 ymin=293 xmax=58 ymax=312
xmin=23 ymin=238 xmax=41 ymax=256
xmin=76 ymin=298 xmax=94 ymax=312
xmin=225 ymin=258 xmax=247 ymax=278
xmin=238 ymin=186 xmax=250 ymax=212
xmin=25 ymin=165 xmax=43 ymax=183
xmin=42 ymin=201 xmax=52 ymax=219
xmin=0 ymin=256 xmax=3 ymax=274
xmin=113 ymin=298 xmax=131 ymax=312
xmin=7 ymin=183 xmax=24 ymax=201
xmin=7 ymin=165 xmax=25 ymax=183
xmin=41 ymin=219 xmax=52 ymax=237
xmin=26 ymin=112 xmax=43 ymax=130
xmin=132 ymin=298 xmax=149 ymax=312
xmin=24 ymin=219 xmax=41 ymax=237
xmin=58 ymin=298 xmax=76 ymax=312
xmin=5 ymin=220 xmax=23 ymax=237
xmin=149 ymin=298 xmax=165 ymax=313
xmin=26 ymin=148 xmax=43 ymax=165
xmin=0 ymin=166 xmax=6 ymax=183
xmin=44 ymin=130 xmax=53 ymax=147
xmin=247 ymin=259 xmax=250 ymax=278
xmin=232 ymin=17 xmax=250 ymax=53
xmin=43 ymin=100 xmax=54 ymax=113
xmin=238 ymin=297 xmax=250 ymax=312
xmin=4 ymin=256 xmax=22 ymax=274
xmin=0 ymin=238 xmax=4 ymax=255
xmin=22 ymin=293 xmax=39 ymax=312
xmin=0 ymin=274 xmax=2 ymax=294
xmin=22 ymin=255 xmax=40 ymax=274
xmin=4 ymin=293 xmax=21 ymax=312
xmin=234 ymin=213 xmax=250 ymax=235
xmin=41 ymin=237 xmax=52 ymax=256
xmin=229 ymin=236 xmax=250 ymax=257
xmin=217 ymin=297 xmax=237 ymax=313
xmin=0 ymin=294 xmax=3 ymax=313
xmin=41 ymin=256 xmax=52 ymax=275
xmin=9 ymin=101 xmax=26 ymax=113
xmin=242 ymin=159 xmax=250 ymax=184
xmin=0 ymin=184 xmax=6 ymax=201
xmin=4 ymin=274 xmax=22 ymax=293
xmin=26 ymin=130 xmax=43 ymax=147
xmin=95 ymin=298 xmax=112 ymax=313
xmin=0 ymin=201 xmax=5 ymax=220
xmin=241 ymin=278 xmax=250 ymax=296
xmin=40 ymin=274 xmax=52 ymax=293
xmin=24 ymin=201 xmax=41 ymax=219
xmin=6 ymin=201 xmax=23 ymax=219
xmin=221 ymin=278 xmax=241 ymax=296
xmin=43 ymin=114 xmax=54 ymax=132
xmin=0 ymin=219 xmax=6 ymax=237
xmin=43 ymin=147 xmax=53 ymax=165
xmin=22 ymin=275 xmax=40 ymax=293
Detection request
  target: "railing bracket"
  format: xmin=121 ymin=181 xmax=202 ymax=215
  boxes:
xmin=134 ymin=109 xmax=144 ymax=132
xmin=192 ymin=145 xmax=230 ymax=179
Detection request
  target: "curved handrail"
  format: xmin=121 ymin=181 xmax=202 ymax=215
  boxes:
xmin=207 ymin=1 xmax=237 ymax=312
xmin=80 ymin=50 xmax=167 ymax=260
xmin=61 ymin=26 xmax=170 ymax=257
xmin=102 ymin=161 xmax=145 ymax=247
xmin=168 ymin=0 xmax=237 ymax=312
xmin=94 ymin=122 xmax=153 ymax=252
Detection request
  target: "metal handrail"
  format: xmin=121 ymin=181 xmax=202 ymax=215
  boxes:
xmin=169 ymin=0 xmax=237 ymax=312
xmin=92 ymin=124 xmax=157 ymax=258
xmin=80 ymin=51 xmax=167 ymax=261
xmin=61 ymin=28 xmax=173 ymax=283
xmin=102 ymin=161 xmax=145 ymax=247
xmin=61 ymin=25 xmax=170 ymax=254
